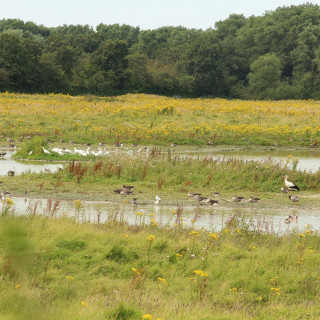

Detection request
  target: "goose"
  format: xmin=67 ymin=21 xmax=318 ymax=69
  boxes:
xmin=42 ymin=147 xmax=51 ymax=155
xmin=63 ymin=148 xmax=73 ymax=154
xmin=193 ymin=194 xmax=209 ymax=204
xmin=188 ymin=192 xmax=202 ymax=198
xmin=289 ymin=195 xmax=299 ymax=204
xmin=120 ymin=189 xmax=133 ymax=195
xmin=284 ymin=175 xmax=299 ymax=191
xmin=1 ymin=191 xmax=10 ymax=202
xmin=204 ymin=198 xmax=219 ymax=206
xmin=232 ymin=196 xmax=245 ymax=203
xmin=154 ymin=195 xmax=161 ymax=205
xmin=284 ymin=214 xmax=298 ymax=223
xmin=249 ymin=196 xmax=260 ymax=203
xmin=122 ymin=185 xmax=134 ymax=191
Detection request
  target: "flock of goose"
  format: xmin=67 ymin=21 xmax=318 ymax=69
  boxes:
xmin=41 ymin=146 xmax=111 ymax=157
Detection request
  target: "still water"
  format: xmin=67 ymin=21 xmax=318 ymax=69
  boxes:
xmin=1 ymin=147 xmax=320 ymax=175
xmin=0 ymin=150 xmax=63 ymax=175
xmin=1 ymin=147 xmax=320 ymax=233
xmin=5 ymin=196 xmax=320 ymax=234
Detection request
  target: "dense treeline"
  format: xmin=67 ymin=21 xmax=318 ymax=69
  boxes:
xmin=1 ymin=3 xmax=320 ymax=99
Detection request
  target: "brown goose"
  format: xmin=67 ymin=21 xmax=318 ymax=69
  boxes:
xmin=289 ymin=195 xmax=299 ymax=204
xmin=249 ymin=196 xmax=260 ymax=203
xmin=232 ymin=196 xmax=245 ymax=203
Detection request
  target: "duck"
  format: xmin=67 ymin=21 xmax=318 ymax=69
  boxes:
xmin=7 ymin=170 xmax=15 ymax=176
xmin=289 ymin=195 xmax=299 ymax=204
xmin=132 ymin=198 xmax=138 ymax=206
xmin=232 ymin=196 xmax=245 ymax=203
xmin=284 ymin=175 xmax=299 ymax=191
xmin=281 ymin=187 xmax=289 ymax=193
xmin=249 ymin=196 xmax=260 ymax=203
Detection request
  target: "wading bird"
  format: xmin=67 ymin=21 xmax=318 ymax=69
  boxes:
xmin=154 ymin=195 xmax=161 ymax=205
xmin=284 ymin=175 xmax=299 ymax=191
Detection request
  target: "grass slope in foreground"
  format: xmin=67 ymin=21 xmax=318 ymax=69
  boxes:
xmin=0 ymin=212 xmax=320 ymax=320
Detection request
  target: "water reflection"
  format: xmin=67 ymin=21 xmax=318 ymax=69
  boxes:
xmin=5 ymin=196 xmax=319 ymax=234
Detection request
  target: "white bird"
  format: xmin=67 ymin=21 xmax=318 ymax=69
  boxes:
xmin=42 ymin=147 xmax=50 ymax=155
xmin=154 ymin=195 xmax=161 ymax=205
xmin=284 ymin=175 xmax=300 ymax=191
xmin=63 ymin=148 xmax=73 ymax=154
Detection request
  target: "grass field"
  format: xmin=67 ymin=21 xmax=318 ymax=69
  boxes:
xmin=1 ymin=92 xmax=320 ymax=147
xmin=1 ymin=213 xmax=320 ymax=320
xmin=1 ymin=93 xmax=320 ymax=319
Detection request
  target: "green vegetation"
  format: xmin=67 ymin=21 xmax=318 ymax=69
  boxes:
xmin=3 ymin=149 xmax=320 ymax=209
xmin=0 ymin=213 xmax=320 ymax=320
xmin=1 ymin=4 xmax=320 ymax=98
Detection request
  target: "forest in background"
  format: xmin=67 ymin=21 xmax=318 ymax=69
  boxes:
xmin=1 ymin=3 xmax=320 ymax=99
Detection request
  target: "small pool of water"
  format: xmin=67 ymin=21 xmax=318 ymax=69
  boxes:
xmin=0 ymin=150 xmax=63 ymax=175
xmin=5 ymin=196 xmax=319 ymax=234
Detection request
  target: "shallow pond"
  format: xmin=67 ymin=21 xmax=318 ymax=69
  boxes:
xmin=5 ymin=196 xmax=320 ymax=234
xmin=0 ymin=150 xmax=63 ymax=175
xmin=1 ymin=147 xmax=320 ymax=175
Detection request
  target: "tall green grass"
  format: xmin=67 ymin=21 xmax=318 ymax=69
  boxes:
xmin=1 ymin=212 xmax=320 ymax=320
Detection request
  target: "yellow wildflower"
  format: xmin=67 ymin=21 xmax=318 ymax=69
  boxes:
xmin=193 ymin=269 xmax=208 ymax=277
xmin=208 ymin=233 xmax=218 ymax=240
xmin=81 ymin=301 xmax=88 ymax=307
xmin=147 ymin=234 xmax=155 ymax=242
xmin=132 ymin=267 xmax=140 ymax=275
xmin=157 ymin=277 xmax=168 ymax=286
xmin=142 ymin=314 xmax=153 ymax=320
xmin=5 ymin=197 xmax=14 ymax=206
